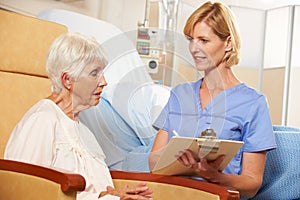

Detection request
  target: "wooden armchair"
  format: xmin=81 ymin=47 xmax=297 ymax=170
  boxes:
xmin=0 ymin=9 xmax=80 ymax=200
xmin=0 ymin=159 xmax=85 ymax=200
xmin=0 ymin=158 xmax=239 ymax=200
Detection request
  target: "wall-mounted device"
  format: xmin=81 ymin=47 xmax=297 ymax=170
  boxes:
xmin=136 ymin=27 xmax=160 ymax=74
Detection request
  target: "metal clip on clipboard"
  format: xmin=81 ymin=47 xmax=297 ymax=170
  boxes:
xmin=196 ymin=128 xmax=219 ymax=153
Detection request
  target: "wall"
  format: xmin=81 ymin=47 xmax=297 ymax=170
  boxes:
xmin=98 ymin=0 xmax=146 ymax=31
xmin=287 ymin=6 xmax=300 ymax=128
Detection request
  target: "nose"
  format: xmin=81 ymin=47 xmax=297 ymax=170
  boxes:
xmin=189 ymin=40 xmax=200 ymax=53
xmin=98 ymin=75 xmax=107 ymax=87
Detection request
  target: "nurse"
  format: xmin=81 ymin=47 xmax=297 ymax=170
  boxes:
xmin=149 ymin=1 xmax=276 ymax=198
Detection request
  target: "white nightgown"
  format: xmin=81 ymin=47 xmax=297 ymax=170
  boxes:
xmin=5 ymin=99 xmax=119 ymax=200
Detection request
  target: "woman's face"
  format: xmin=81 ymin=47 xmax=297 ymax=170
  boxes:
xmin=188 ymin=21 xmax=228 ymax=72
xmin=72 ymin=60 xmax=107 ymax=110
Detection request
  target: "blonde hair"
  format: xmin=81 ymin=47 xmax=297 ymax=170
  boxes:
xmin=46 ymin=32 xmax=108 ymax=93
xmin=184 ymin=1 xmax=241 ymax=67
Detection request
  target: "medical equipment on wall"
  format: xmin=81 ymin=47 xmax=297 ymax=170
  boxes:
xmin=136 ymin=27 xmax=160 ymax=74
xmin=137 ymin=0 xmax=179 ymax=85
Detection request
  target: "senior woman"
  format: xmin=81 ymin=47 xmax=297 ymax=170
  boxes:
xmin=4 ymin=32 xmax=152 ymax=200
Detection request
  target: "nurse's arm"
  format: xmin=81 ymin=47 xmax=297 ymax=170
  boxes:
xmin=148 ymin=129 xmax=169 ymax=170
xmin=213 ymin=151 xmax=267 ymax=198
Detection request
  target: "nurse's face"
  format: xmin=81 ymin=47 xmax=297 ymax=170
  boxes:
xmin=188 ymin=21 xmax=228 ymax=72
xmin=72 ymin=60 xmax=107 ymax=110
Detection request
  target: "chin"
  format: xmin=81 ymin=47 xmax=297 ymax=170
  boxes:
xmin=92 ymin=99 xmax=100 ymax=106
xmin=195 ymin=65 xmax=207 ymax=71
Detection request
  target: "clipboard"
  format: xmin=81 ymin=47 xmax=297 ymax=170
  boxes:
xmin=151 ymin=129 xmax=244 ymax=176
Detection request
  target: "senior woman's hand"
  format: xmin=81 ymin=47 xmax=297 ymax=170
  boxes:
xmin=99 ymin=182 xmax=153 ymax=200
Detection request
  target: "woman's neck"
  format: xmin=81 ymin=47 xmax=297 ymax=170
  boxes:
xmin=47 ymin=90 xmax=79 ymax=121
xmin=203 ymin=66 xmax=240 ymax=91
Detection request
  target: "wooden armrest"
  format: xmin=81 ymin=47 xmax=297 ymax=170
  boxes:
xmin=0 ymin=159 xmax=85 ymax=192
xmin=110 ymin=170 xmax=239 ymax=200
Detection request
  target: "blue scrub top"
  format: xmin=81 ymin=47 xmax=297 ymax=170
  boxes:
xmin=153 ymin=78 xmax=277 ymax=175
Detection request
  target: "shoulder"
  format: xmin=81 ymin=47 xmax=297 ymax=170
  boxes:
xmin=7 ymin=100 xmax=58 ymax=153
xmin=238 ymin=83 xmax=263 ymax=96
xmin=234 ymin=83 xmax=267 ymax=102
xmin=171 ymin=79 xmax=201 ymax=96
xmin=20 ymin=99 xmax=61 ymax=125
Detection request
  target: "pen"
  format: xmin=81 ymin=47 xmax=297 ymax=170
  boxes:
xmin=172 ymin=130 xmax=179 ymax=136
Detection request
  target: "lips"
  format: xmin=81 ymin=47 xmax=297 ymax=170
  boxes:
xmin=93 ymin=91 xmax=102 ymax=97
xmin=193 ymin=55 xmax=207 ymax=63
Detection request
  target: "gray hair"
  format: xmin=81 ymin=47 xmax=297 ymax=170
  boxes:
xmin=46 ymin=32 xmax=108 ymax=93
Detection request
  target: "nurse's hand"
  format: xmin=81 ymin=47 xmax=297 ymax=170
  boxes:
xmin=176 ymin=149 xmax=225 ymax=183
xmin=99 ymin=182 xmax=153 ymax=200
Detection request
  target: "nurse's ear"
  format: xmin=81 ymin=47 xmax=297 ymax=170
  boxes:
xmin=61 ymin=72 xmax=72 ymax=90
xmin=225 ymin=36 xmax=232 ymax=51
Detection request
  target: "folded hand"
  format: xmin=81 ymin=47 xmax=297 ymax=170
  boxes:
xmin=99 ymin=182 xmax=153 ymax=200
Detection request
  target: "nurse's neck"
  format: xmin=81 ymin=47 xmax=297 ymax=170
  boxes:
xmin=203 ymin=68 xmax=240 ymax=91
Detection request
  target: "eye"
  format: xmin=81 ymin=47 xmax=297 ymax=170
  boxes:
xmin=89 ymin=69 xmax=102 ymax=78
xmin=200 ymin=38 xmax=208 ymax=43
xmin=90 ymin=70 xmax=98 ymax=77
xmin=185 ymin=35 xmax=193 ymax=41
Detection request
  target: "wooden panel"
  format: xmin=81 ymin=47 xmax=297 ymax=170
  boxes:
xmin=232 ymin=67 xmax=259 ymax=90
xmin=0 ymin=9 xmax=67 ymax=76
xmin=262 ymin=67 xmax=285 ymax=125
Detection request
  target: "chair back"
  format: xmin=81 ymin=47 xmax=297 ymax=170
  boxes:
xmin=0 ymin=10 xmax=68 ymax=158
